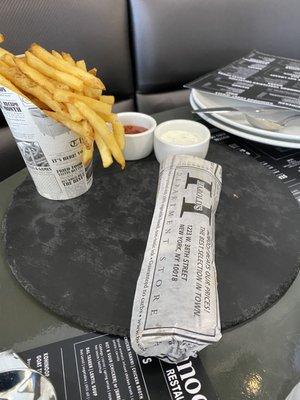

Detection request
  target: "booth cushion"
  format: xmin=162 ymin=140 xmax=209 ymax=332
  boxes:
xmin=0 ymin=126 xmax=24 ymax=181
xmin=136 ymin=89 xmax=190 ymax=114
xmin=0 ymin=0 xmax=135 ymax=103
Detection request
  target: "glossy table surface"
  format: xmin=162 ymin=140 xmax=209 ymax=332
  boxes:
xmin=0 ymin=106 xmax=299 ymax=400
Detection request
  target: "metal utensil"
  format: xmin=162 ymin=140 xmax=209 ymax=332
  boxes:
xmin=0 ymin=368 xmax=57 ymax=400
xmin=0 ymin=350 xmax=57 ymax=400
xmin=191 ymin=106 xmax=272 ymax=114
xmin=192 ymin=107 xmax=300 ymax=131
xmin=245 ymin=113 xmax=300 ymax=132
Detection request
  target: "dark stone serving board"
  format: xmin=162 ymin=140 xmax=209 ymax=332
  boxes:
xmin=3 ymin=144 xmax=300 ymax=336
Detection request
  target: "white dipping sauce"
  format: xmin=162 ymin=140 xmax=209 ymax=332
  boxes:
xmin=159 ymin=129 xmax=201 ymax=145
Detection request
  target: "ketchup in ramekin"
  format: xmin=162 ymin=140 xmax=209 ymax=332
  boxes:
xmin=124 ymin=125 xmax=147 ymax=134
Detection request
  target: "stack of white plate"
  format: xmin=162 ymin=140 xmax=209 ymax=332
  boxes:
xmin=190 ymin=89 xmax=300 ymax=148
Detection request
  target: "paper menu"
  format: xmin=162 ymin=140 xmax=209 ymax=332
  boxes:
xmin=187 ymin=50 xmax=300 ymax=111
xmin=20 ymin=332 xmax=219 ymax=400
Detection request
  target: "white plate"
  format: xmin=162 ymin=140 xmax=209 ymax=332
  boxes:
xmin=190 ymin=93 xmax=300 ymax=149
xmin=192 ymin=89 xmax=300 ymax=142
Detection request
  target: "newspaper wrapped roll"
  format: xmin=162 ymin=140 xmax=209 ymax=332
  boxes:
xmin=0 ymin=87 xmax=92 ymax=200
xmin=130 ymin=155 xmax=222 ymax=363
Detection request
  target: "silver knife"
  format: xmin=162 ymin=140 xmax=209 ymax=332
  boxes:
xmin=191 ymin=106 xmax=272 ymax=114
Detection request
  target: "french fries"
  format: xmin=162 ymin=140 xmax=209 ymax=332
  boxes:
xmin=0 ymin=48 xmax=9 ymax=58
xmin=44 ymin=110 xmax=93 ymax=148
xmin=99 ymin=113 xmax=118 ymax=123
xmin=100 ymin=95 xmax=115 ymax=105
xmin=88 ymin=68 xmax=97 ymax=76
xmin=0 ymin=37 xmax=125 ymax=170
xmin=27 ymin=94 xmax=50 ymax=110
xmin=53 ymin=89 xmax=112 ymax=115
xmin=0 ymin=73 xmax=24 ymax=96
xmin=94 ymin=134 xmax=113 ymax=168
xmin=82 ymin=144 xmax=94 ymax=166
xmin=112 ymin=121 xmax=125 ymax=150
xmin=82 ymin=119 xmax=94 ymax=137
xmin=26 ymin=51 xmax=83 ymax=91
xmin=52 ymin=50 xmax=63 ymax=60
xmin=74 ymin=101 xmax=125 ymax=169
xmin=1 ymin=54 xmax=16 ymax=67
xmin=76 ymin=60 xmax=87 ymax=71
xmin=14 ymin=57 xmax=57 ymax=93
xmin=62 ymin=52 xmax=75 ymax=65
xmin=66 ymin=103 xmax=83 ymax=122
xmin=30 ymin=43 xmax=105 ymax=89
xmin=0 ymin=61 xmax=63 ymax=112
xmin=83 ymin=85 xmax=102 ymax=99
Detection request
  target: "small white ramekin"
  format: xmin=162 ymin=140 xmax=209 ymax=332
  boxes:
xmin=117 ymin=112 xmax=157 ymax=161
xmin=154 ymin=119 xmax=211 ymax=163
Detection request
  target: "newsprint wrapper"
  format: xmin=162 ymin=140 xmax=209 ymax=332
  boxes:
xmin=0 ymin=86 xmax=92 ymax=200
xmin=131 ymin=155 xmax=222 ymax=363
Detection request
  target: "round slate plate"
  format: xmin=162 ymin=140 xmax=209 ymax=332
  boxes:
xmin=3 ymin=144 xmax=300 ymax=335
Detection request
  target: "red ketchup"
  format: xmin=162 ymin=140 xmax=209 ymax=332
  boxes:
xmin=124 ymin=125 xmax=147 ymax=134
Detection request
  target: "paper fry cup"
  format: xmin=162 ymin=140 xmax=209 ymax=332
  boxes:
xmin=0 ymin=86 xmax=93 ymax=200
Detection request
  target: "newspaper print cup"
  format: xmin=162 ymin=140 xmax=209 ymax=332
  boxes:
xmin=0 ymin=86 xmax=93 ymax=200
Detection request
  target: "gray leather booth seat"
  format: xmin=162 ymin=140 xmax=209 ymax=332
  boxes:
xmin=130 ymin=0 xmax=300 ymax=113
xmin=0 ymin=0 xmax=135 ymax=181
xmin=0 ymin=125 xmax=25 ymax=180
